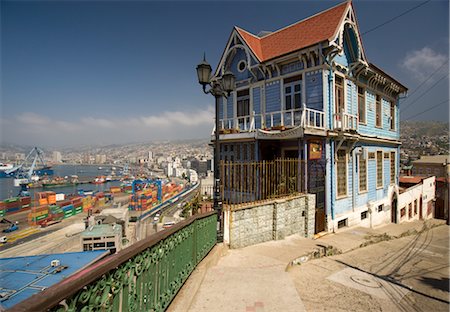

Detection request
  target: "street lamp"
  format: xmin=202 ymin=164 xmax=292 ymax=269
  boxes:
xmin=196 ymin=55 xmax=235 ymax=242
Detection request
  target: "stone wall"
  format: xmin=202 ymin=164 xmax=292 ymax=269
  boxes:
xmin=227 ymin=194 xmax=316 ymax=249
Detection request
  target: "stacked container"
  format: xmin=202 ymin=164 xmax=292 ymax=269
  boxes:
xmin=122 ymin=185 xmax=133 ymax=193
xmin=48 ymin=204 xmax=64 ymax=221
xmin=28 ymin=204 xmax=49 ymax=225
xmin=20 ymin=196 xmax=32 ymax=210
xmin=71 ymin=197 xmax=83 ymax=215
xmin=3 ymin=197 xmax=22 ymax=215
xmin=46 ymin=192 xmax=56 ymax=205
xmin=58 ymin=199 xmax=74 ymax=219
xmin=82 ymin=196 xmax=94 ymax=212
xmin=110 ymin=186 xmax=121 ymax=194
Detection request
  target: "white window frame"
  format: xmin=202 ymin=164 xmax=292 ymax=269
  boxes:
xmin=336 ymin=149 xmax=348 ymax=199
xmin=376 ymin=150 xmax=383 ymax=189
xmin=334 ymin=73 xmax=346 ymax=117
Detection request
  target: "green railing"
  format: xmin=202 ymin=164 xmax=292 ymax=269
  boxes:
xmin=9 ymin=211 xmax=217 ymax=312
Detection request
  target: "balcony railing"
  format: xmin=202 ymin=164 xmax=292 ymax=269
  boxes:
xmin=216 ymin=105 xmax=326 ymax=134
xmin=333 ymin=112 xmax=358 ymax=131
xmin=9 ymin=212 xmax=217 ymax=312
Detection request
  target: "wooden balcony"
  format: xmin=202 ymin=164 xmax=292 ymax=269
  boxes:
xmin=333 ymin=112 xmax=358 ymax=132
xmin=214 ymin=105 xmax=326 ymax=137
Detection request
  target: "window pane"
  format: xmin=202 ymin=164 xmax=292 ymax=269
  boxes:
xmin=337 ymin=150 xmax=347 ymax=196
xmin=294 ymin=94 xmax=301 ymax=109
xmin=294 ymin=84 xmax=301 ymax=92
xmin=285 ymin=86 xmax=291 ymax=94
xmin=390 ymin=102 xmax=395 ymax=130
xmin=376 ymin=96 xmax=382 ymax=127
xmin=358 ymin=87 xmax=365 ymax=124
xmin=390 ymin=152 xmax=395 ymax=183
xmin=285 ymin=95 xmax=292 ymax=110
xmin=377 ymin=151 xmax=383 ymax=187
xmin=359 ymin=153 xmax=367 ymax=192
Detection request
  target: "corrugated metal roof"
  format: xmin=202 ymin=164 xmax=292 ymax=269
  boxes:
xmin=0 ymin=251 xmax=108 ymax=309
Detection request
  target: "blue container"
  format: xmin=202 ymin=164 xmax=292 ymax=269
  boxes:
xmin=6 ymin=206 xmax=20 ymax=213
xmin=62 ymin=204 xmax=74 ymax=211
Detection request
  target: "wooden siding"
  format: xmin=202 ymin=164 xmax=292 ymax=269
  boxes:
xmin=281 ymin=61 xmax=304 ymax=75
xmin=227 ymin=93 xmax=234 ymax=119
xmin=357 ymin=89 xmax=399 ymax=140
xmin=305 ymin=70 xmax=323 ymax=111
xmin=333 ymin=144 xmax=398 ymax=217
xmin=346 ymin=79 xmax=357 ymax=116
xmin=265 ymin=80 xmax=281 ymax=112
xmin=229 ymin=48 xmax=251 ymax=81
xmin=253 ymin=87 xmax=261 ymax=129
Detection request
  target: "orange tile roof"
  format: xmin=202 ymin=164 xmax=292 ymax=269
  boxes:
xmin=235 ymin=1 xmax=349 ymax=62
xmin=399 ymin=176 xmax=423 ymax=184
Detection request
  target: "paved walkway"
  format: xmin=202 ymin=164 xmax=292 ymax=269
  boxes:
xmin=168 ymin=219 xmax=446 ymax=312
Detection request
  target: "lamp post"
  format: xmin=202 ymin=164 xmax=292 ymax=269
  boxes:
xmin=196 ymin=55 xmax=235 ymax=242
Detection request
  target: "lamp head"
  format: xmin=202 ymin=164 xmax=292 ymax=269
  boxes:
xmin=196 ymin=54 xmax=212 ymax=86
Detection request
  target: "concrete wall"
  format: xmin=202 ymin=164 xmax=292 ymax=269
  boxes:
xmin=398 ymin=176 xmax=436 ymax=223
xmin=224 ymin=194 xmax=315 ymax=249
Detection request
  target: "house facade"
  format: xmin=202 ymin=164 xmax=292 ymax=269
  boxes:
xmin=213 ymin=1 xmax=407 ymax=233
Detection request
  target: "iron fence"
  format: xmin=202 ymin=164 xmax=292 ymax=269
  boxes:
xmin=220 ymin=159 xmax=305 ymax=209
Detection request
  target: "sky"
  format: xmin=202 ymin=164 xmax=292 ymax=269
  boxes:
xmin=1 ymin=0 xmax=448 ymax=147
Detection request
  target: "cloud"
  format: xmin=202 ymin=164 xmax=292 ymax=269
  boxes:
xmin=5 ymin=107 xmax=214 ymax=147
xmin=401 ymin=47 xmax=447 ymax=81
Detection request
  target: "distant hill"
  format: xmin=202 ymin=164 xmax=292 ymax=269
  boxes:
xmin=400 ymin=121 xmax=449 ymax=138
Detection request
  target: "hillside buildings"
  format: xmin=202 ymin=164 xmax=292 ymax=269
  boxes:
xmin=212 ymin=1 xmax=408 ymax=232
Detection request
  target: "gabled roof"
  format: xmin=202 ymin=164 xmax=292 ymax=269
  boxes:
xmin=235 ymin=1 xmax=349 ymax=62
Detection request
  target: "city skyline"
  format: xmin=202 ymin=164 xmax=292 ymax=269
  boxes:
xmin=1 ymin=0 xmax=449 ymax=147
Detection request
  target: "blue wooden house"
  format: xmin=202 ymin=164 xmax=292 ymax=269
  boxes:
xmin=213 ymin=1 xmax=407 ymax=233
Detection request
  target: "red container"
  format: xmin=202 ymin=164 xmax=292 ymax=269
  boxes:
xmin=21 ymin=196 xmax=32 ymax=205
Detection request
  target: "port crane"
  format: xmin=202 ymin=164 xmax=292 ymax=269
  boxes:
xmin=7 ymin=147 xmax=49 ymax=196
xmin=131 ymin=179 xmax=162 ymax=200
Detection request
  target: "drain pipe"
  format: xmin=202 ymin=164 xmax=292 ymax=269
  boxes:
xmin=323 ymin=48 xmax=337 ymax=231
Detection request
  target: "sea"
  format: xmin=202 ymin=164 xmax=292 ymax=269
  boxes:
xmin=0 ymin=164 xmax=123 ymax=200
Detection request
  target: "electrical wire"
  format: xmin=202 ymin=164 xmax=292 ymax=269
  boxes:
xmin=362 ymin=1 xmax=431 ymax=36
xmin=402 ymin=99 xmax=449 ymax=120
xmin=405 ymin=59 xmax=449 ymax=98
xmin=400 ymin=72 xmax=449 ymax=113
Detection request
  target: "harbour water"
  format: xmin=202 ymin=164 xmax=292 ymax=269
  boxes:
xmin=0 ymin=164 xmax=123 ymax=200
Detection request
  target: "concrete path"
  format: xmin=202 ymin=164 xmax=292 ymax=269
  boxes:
xmin=168 ymin=219 xmax=447 ymax=312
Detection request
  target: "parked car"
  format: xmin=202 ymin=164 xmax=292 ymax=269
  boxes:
xmin=0 ymin=236 xmax=7 ymax=243
xmin=162 ymin=221 xmax=176 ymax=229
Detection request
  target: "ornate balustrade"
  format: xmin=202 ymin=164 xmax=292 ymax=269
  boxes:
xmin=333 ymin=112 xmax=358 ymax=131
xmin=215 ymin=105 xmax=326 ymax=135
xmin=9 ymin=212 xmax=217 ymax=312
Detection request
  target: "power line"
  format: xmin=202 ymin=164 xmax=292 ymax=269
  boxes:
xmin=402 ymin=99 xmax=449 ymax=120
xmin=400 ymin=72 xmax=449 ymax=113
xmin=362 ymin=1 xmax=431 ymax=36
xmin=406 ymin=59 xmax=449 ymax=98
